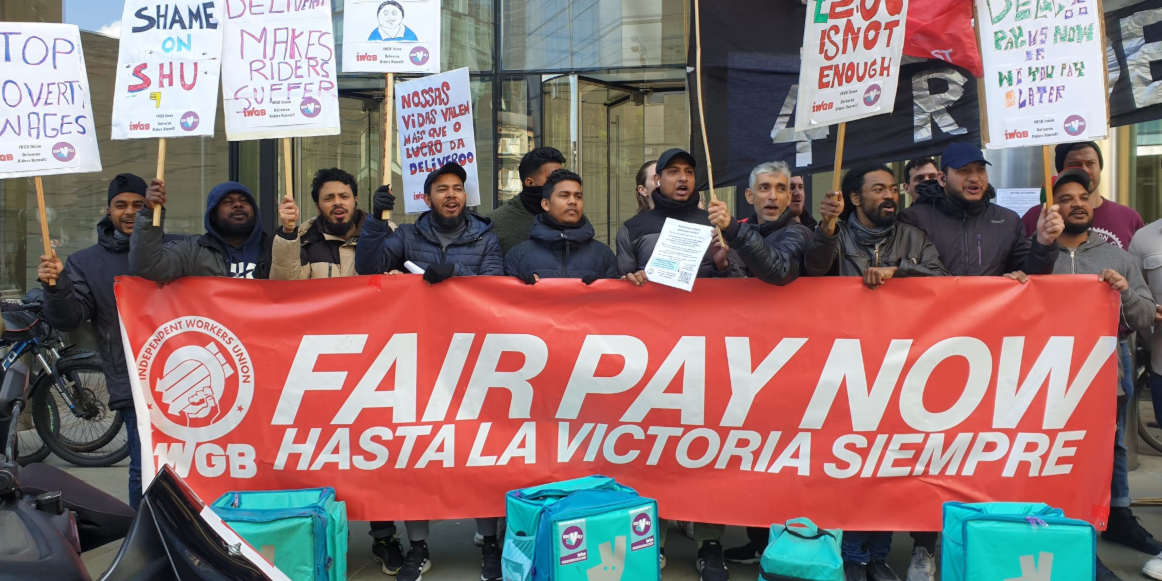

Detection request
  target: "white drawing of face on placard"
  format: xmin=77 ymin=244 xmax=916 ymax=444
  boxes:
xmin=371 ymin=1 xmax=418 ymax=42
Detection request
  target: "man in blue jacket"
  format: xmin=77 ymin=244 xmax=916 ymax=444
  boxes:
xmin=354 ymin=161 xmax=504 ymax=581
xmin=504 ymin=169 xmax=618 ymax=282
xmin=36 ymin=174 xmax=181 ymax=509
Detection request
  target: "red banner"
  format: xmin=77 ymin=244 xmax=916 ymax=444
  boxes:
xmin=116 ymin=275 xmax=1117 ymax=530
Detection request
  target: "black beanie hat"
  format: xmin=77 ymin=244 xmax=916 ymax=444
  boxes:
xmin=107 ymin=173 xmax=148 ymax=204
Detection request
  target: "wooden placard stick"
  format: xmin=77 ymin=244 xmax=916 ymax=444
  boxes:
xmin=34 ymin=176 xmax=54 ymax=286
xmin=153 ymin=138 xmax=166 ymax=227
xmin=693 ymin=0 xmax=727 ymax=248
xmin=1042 ymin=144 xmax=1055 ymax=206
xmin=822 ymin=122 xmax=848 ymax=234
xmin=382 ymin=72 xmax=395 ymax=222
xmin=282 ymin=137 xmax=293 ymax=203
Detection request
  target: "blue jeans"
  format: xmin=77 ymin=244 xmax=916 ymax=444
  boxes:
xmin=120 ymin=408 xmax=142 ymax=510
xmin=1112 ymin=341 xmax=1133 ymax=508
xmin=842 ymin=531 xmax=892 ymax=563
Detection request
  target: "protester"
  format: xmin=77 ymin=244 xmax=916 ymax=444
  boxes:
xmin=617 ymin=148 xmax=737 ymax=578
xmin=635 ymin=160 xmax=657 ymax=214
xmin=492 ymin=146 xmax=566 ymax=253
xmin=707 ymin=160 xmax=811 ymax=285
xmin=36 ymin=174 xmax=180 ymax=510
xmin=1131 ymin=216 xmax=1162 ymax=581
xmin=901 ymin=157 xmax=941 ymax=207
xmin=1049 ymin=169 xmax=1157 ymax=581
xmin=803 ymin=165 xmax=946 ymax=581
xmin=505 ymin=169 xmax=618 ymax=281
xmin=130 ymin=180 xmax=272 ymax=281
xmin=788 ymin=174 xmax=818 ymax=229
xmin=1021 ymin=142 xmax=1144 ymax=250
xmin=270 ymin=168 xmax=378 ymax=280
xmin=354 ymin=161 xmax=503 ymax=581
xmin=617 ymin=148 xmax=739 ymax=287
xmin=898 ymin=142 xmax=1062 ymax=277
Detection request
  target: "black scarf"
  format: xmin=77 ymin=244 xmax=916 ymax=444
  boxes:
xmin=847 ymin=216 xmax=894 ymax=257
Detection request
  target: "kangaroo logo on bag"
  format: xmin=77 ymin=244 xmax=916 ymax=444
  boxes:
xmin=1005 ymin=553 xmax=1053 ymax=581
xmin=629 ymin=508 xmax=655 ymax=551
xmin=136 ymin=316 xmax=255 ymax=442
xmin=559 ymin=520 xmax=588 ymax=565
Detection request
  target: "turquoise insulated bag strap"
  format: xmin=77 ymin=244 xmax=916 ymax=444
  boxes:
xmin=782 ymin=518 xmax=833 ymax=541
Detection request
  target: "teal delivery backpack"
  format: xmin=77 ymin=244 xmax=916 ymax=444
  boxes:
xmin=210 ymin=487 xmax=348 ymax=581
xmin=942 ymin=502 xmax=1095 ymax=581
xmin=757 ymin=518 xmax=844 ymax=581
xmin=503 ymin=475 xmax=660 ymax=581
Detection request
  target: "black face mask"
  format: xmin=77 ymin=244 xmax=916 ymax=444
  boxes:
xmin=520 ymin=185 xmax=545 ymax=214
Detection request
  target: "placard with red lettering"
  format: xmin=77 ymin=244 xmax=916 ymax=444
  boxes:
xmin=117 ymin=274 xmax=1117 ymax=531
xmin=112 ymin=1 xmax=224 ymax=139
xmin=0 ymin=23 xmax=101 ymax=178
xmin=341 ymin=0 xmax=440 ymax=74
xmin=794 ymin=0 xmax=909 ymax=131
xmin=975 ymin=0 xmax=1108 ymax=148
xmin=220 ymin=0 xmax=340 ymax=141
xmin=395 ymin=67 xmax=479 ymax=213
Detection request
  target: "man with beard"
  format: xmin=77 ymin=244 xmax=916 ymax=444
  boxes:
xmin=899 ymin=142 xmax=1062 ymax=277
xmin=271 ymin=168 xmax=380 ymax=279
xmin=492 ymin=146 xmax=566 ymax=253
xmin=356 ymin=162 xmax=503 ymax=581
xmin=1051 ymin=169 xmax=1155 ymax=581
xmin=1022 ymin=142 xmax=1143 ymax=250
xmin=505 ymin=169 xmax=618 ymax=281
xmin=803 ymin=165 xmax=944 ymax=581
xmin=707 ymin=160 xmax=811 ymax=285
xmin=131 ymin=179 xmax=272 ymax=281
xmin=788 ymin=174 xmax=818 ymax=228
xmin=617 ymin=148 xmax=739 ymax=287
xmin=36 ymin=174 xmax=182 ymax=509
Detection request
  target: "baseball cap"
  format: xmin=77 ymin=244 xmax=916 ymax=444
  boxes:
xmin=940 ymin=143 xmax=992 ymax=170
xmin=423 ymin=162 xmax=468 ymax=194
xmin=656 ymin=148 xmax=696 ymax=171
xmin=1053 ymin=168 xmax=1090 ymax=194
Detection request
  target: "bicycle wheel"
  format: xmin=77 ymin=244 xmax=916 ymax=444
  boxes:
xmin=1136 ymin=370 xmax=1162 ymax=454
xmin=14 ymin=406 xmax=50 ymax=465
xmin=32 ymin=361 xmax=129 ymax=467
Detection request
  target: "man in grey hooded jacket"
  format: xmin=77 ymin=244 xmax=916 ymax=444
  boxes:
xmin=1051 ymin=168 xmax=1157 ymax=581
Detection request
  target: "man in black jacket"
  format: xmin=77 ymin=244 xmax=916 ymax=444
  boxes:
xmin=616 ymin=148 xmax=739 ymax=286
xmin=36 ymin=174 xmax=180 ymax=509
xmin=491 ymin=147 xmax=566 ymax=253
xmin=131 ymin=180 xmax=273 ymax=281
xmin=806 ymin=165 xmax=946 ymax=285
xmin=505 ymin=169 xmax=618 ymax=281
xmin=708 ymin=160 xmax=811 ymax=285
xmin=898 ymin=142 xmax=1062 ymax=277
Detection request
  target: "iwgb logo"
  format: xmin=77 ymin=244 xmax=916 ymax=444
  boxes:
xmin=136 ymin=316 xmax=254 ymax=443
xmin=51 ymin=142 xmax=75 ymax=162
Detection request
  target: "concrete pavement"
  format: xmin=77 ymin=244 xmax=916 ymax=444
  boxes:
xmin=55 ymin=442 xmax=1162 ymax=580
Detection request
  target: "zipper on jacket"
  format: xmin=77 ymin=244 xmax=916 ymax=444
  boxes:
xmin=1069 ymin=248 xmax=1076 ymax=273
xmin=976 ymin=232 xmax=982 ymax=266
xmin=562 ymin=232 xmax=570 ymax=275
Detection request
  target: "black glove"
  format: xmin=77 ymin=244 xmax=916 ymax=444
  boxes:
xmin=517 ymin=272 xmax=537 ymax=285
xmin=372 ymin=185 xmax=396 ymax=216
xmin=423 ymin=263 xmax=456 ymax=284
xmin=581 ymin=273 xmax=600 ymax=285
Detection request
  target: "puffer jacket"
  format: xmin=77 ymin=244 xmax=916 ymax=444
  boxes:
xmin=355 ymin=211 xmax=504 ymax=275
xmin=722 ymin=212 xmax=812 ymax=285
xmin=270 ymin=212 xmax=373 ymax=280
xmin=490 ymin=194 xmax=540 ymax=254
xmin=131 ymin=182 xmax=272 ymax=282
xmin=899 ymin=184 xmax=1053 ymax=276
xmin=615 ymin=190 xmax=743 ymax=278
xmin=504 ymin=214 xmax=618 ymax=280
xmin=805 ymin=220 xmax=948 ymax=277
xmin=43 ymin=217 xmax=182 ymax=409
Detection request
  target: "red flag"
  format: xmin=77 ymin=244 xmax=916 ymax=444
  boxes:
xmin=905 ymin=0 xmax=983 ymax=77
